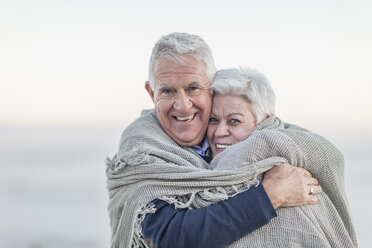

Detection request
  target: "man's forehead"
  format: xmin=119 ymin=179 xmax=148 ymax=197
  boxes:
xmin=153 ymin=58 xmax=210 ymax=89
xmin=155 ymin=57 xmax=207 ymax=76
xmin=156 ymin=81 xmax=207 ymax=89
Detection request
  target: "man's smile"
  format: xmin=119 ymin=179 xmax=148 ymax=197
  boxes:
xmin=173 ymin=113 xmax=196 ymax=122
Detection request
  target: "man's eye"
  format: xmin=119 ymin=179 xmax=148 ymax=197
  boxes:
xmin=209 ymin=117 xmax=218 ymax=123
xmin=161 ymin=89 xmax=172 ymax=94
xmin=187 ymin=87 xmax=200 ymax=93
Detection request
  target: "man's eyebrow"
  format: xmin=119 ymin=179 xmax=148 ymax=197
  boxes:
xmin=186 ymin=82 xmax=202 ymax=87
xmin=157 ymin=83 xmax=172 ymax=89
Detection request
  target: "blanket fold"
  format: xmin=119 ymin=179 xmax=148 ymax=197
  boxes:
xmin=106 ymin=109 xmax=357 ymax=248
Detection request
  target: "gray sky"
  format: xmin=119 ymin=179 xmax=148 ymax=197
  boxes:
xmin=1 ymin=0 xmax=371 ymax=132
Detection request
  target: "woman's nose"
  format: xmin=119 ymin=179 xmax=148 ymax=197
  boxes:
xmin=214 ymin=122 xmax=229 ymax=137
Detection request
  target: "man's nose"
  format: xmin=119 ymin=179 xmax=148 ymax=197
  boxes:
xmin=215 ymin=122 xmax=229 ymax=137
xmin=173 ymin=91 xmax=192 ymax=112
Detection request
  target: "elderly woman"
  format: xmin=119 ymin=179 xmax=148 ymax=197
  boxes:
xmin=206 ymin=67 xmax=358 ymax=247
xmin=207 ymin=68 xmax=274 ymax=156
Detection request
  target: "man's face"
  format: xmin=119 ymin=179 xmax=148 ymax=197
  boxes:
xmin=146 ymin=57 xmax=212 ymax=146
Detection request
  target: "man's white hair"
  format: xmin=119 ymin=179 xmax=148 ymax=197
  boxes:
xmin=211 ymin=67 xmax=276 ymax=124
xmin=148 ymin=32 xmax=217 ymax=89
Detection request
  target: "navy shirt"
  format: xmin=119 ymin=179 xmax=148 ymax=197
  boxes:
xmin=142 ymin=184 xmax=276 ymax=247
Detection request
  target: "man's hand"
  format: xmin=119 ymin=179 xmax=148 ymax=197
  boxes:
xmin=261 ymin=163 xmax=322 ymax=209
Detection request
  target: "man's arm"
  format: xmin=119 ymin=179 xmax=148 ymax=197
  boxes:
xmin=142 ymin=184 xmax=275 ymax=248
xmin=141 ymin=164 xmax=321 ymax=247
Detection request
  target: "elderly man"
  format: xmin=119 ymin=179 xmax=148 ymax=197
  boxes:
xmin=106 ymin=33 xmax=321 ymax=248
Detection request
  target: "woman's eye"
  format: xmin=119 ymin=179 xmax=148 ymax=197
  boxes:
xmin=229 ymin=119 xmax=242 ymax=124
xmin=209 ymin=117 xmax=218 ymax=123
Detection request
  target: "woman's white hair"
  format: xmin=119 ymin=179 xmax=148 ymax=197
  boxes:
xmin=211 ymin=67 xmax=276 ymax=124
xmin=148 ymin=32 xmax=217 ymax=89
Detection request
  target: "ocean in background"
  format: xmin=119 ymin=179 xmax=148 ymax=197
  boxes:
xmin=0 ymin=126 xmax=371 ymax=247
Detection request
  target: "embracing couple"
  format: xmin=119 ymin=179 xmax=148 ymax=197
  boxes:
xmin=106 ymin=33 xmax=357 ymax=248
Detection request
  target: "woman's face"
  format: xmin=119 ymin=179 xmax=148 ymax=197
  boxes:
xmin=207 ymin=94 xmax=257 ymax=156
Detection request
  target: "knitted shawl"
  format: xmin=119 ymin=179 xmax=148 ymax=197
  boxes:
xmin=106 ymin=109 xmax=357 ymax=248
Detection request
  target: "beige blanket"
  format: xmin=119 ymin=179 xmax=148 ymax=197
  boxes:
xmin=106 ymin=109 xmax=357 ymax=247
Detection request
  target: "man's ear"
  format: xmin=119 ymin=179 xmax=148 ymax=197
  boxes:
xmin=145 ymin=81 xmax=155 ymax=103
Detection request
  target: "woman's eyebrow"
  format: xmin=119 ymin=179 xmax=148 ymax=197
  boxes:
xmin=228 ymin=113 xmax=244 ymax=117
